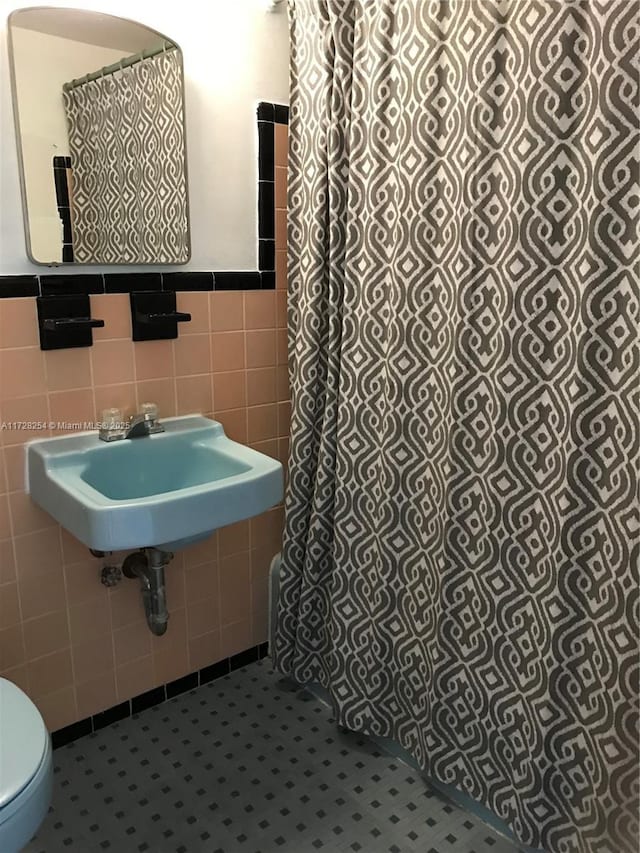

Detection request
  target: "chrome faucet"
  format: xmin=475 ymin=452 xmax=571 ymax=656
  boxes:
xmin=125 ymin=409 xmax=164 ymax=439
xmin=99 ymin=403 xmax=164 ymax=442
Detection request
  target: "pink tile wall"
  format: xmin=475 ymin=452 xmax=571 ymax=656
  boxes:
xmin=0 ymin=285 xmax=289 ymax=731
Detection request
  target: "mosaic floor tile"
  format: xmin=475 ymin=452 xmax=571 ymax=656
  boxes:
xmin=26 ymin=659 xmax=523 ymax=853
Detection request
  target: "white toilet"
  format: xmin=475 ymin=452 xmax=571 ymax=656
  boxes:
xmin=0 ymin=678 xmax=53 ymax=852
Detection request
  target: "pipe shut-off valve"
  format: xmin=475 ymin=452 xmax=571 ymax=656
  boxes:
xmin=100 ymin=564 xmax=122 ymax=587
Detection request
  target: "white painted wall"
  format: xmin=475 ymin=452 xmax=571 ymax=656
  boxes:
xmin=0 ymin=0 xmax=289 ymax=275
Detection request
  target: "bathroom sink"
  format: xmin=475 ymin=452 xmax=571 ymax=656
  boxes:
xmin=26 ymin=415 xmax=283 ymax=551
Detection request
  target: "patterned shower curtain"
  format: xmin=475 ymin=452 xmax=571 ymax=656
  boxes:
xmin=275 ymin=2 xmax=639 ymax=852
xmin=63 ymin=49 xmax=188 ymax=264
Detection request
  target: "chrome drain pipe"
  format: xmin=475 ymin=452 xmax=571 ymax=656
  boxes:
xmin=122 ymin=548 xmax=172 ymax=636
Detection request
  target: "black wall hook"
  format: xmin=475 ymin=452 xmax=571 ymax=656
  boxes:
xmin=130 ymin=291 xmax=192 ymax=341
xmin=37 ymin=294 xmax=105 ymax=350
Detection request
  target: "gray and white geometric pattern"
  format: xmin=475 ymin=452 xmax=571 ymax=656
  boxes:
xmin=63 ymin=48 xmax=188 ymax=264
xmin=26 ymin=660 xmax=521 ymax=853
xmin=275 ymin=3 xmax=639 ymax=853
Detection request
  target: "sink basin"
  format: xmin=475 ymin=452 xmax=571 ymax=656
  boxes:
xmin=26 ymin=415 xmax=283 ymax=551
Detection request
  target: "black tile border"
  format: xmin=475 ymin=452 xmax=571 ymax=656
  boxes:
xmin=256 ymin=100 xmax=288 ymax=273
xmin=258 ymin=122 xmax=275 ymax=182
xmin=131 ymin=685 xmax=166 ymax=715
xmin=53 ymin=164 xmax=69 ymax=208
xmin=50 ymin=717 xmax=92 ymax=749
xmin=92 ymin=700 xmax=131 ymax=732
xmin=257 ymin=101 xmax=275 ymax=122
xmin=258 ymin=181 xmax=275 ymax=239
xmin=41 ymin=274 xmax=104 ymax=296
xmin=50 ymin=642 xmax=270 ymax=750
xmin=0 ymin=102 xmax=288 ymax=299
xmin=260 ymin=270 xmax=276 ymax=290
xmin=162 ymin=271 xmax=215 ymax=292
xmin=215 ymin=271 xmax=261 ymax=291
xmin=104 ymin=272 xmax=162 ymax=294
xmin=230 ymin=645 xmax=261 ymax=670
xmin=0 ymin=275 xmax=39 ymax=298
xmin=259 ymin=239 xmax=275 ymax=272
xmin=199 ymin=658 xmax=230 ymax=684
xmin=53 ymin=157 xmax=74 ymax=263
xmin=166 ymin=671 xmax=198 ymax=699
xmin=274 ymin=103 xmax=290 ymax=124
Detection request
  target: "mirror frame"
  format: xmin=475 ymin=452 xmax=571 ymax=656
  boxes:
xmin=7 ymin=6 xmax=191 ymax=267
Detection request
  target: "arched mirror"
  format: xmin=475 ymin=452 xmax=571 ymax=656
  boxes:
xmin=7 ymin=7 xmax=190 ymax=265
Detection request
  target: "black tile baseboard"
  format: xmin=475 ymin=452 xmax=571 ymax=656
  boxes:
xmin=131 ymin=685 xmax=167 ymax=715
xmin=166 ymin=672 xmax=199 ymax=699
xmin=92 ymin=700 xmax=131 ymax=732
xmin=50 ymin=717 xmax=92 ymax=749
xmin=230 ymin=645 xmax=261 ymax=670
xmin=199 ymin=659 xmax=230 ymax=685
xmin=50 ymin=643 xmax=271 ymax=750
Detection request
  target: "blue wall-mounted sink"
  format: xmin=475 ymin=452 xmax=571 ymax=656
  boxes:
xmin=26 ymin=415 xmax=283 ymax=551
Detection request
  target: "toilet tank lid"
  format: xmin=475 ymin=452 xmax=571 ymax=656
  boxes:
xmin=0 ymin=679 xmax=48 ymax=809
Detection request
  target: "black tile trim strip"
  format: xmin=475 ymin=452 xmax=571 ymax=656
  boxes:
xmin=51 ymin=717 xmax=92 ymax=748
xmin=104 ymin=272 xmax=162 ymax=294
xmin=260 ymin=270 xmax=275 ymax=289
xmin=230 ymin=645 xmax=261 ymax=670
xmin=0 ymin=267 xmax=276 ymax=298
xmin=257 ymin=101 xmax=275 ymax=122
xmin=92 ymin=700 xmax=131 ymax=732
xmin=53 ymin=157 xmax=74 ymax=262
xmin=60 ymin=210 xmax=73 ymax=246
xmin=0 ymin=275 xmax=39 ymax=298
xmin=215 ymin=271 xmax=262 ymax=291
xmin=259 ymin=181 xmax=275 ymax=239
xmin=274 ymin=103 xmax=290 ymax=125
xmin=258 ymin=121 xmax=275 ymax=181
xmin=166 ymin=671 xmax=198 ymax=699
xmin=162 ymin=271 xmax=215 ymax=292
xmin=259 ymin=239 xmax=275 ymax=272
xmin=0 ymin=102 xmax=289 ymax=299
xmin=53 ymin=164 xmax=70 ymax=208
xmin=50 ymin=642 xmax=270 ymax=749
xmin=257 ymin=101 xmax=287 ymax=275
xmin=131 ymin=685 xmax=166 ymax=715
xmin=41 ymin=274 xmax=104 ymax=296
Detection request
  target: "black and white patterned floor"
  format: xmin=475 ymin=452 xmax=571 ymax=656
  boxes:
xmin=27 ymin=660 xmax=522 ymax=853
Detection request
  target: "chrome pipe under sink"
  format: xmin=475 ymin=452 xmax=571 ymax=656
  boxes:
xmin=122 ymin=548 xmax=172 ymax=636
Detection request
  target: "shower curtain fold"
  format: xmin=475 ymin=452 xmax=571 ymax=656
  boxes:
xmin=275 ymin=2 xmax=639 ymax=852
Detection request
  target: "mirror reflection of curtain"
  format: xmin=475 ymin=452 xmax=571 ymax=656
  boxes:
xmin=63 ymin=49 xmax=188 ymax=264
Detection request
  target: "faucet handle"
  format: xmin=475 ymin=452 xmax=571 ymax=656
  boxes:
xmin=99 ymin=408 xmax=126 ymax=442
xmin=139 ymin=402 xmax=163 ymax=434
xmin=102 ymin=407 xmax=123 ymax=426
xmin=140 ymin=402 xmax=158 ymax=420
